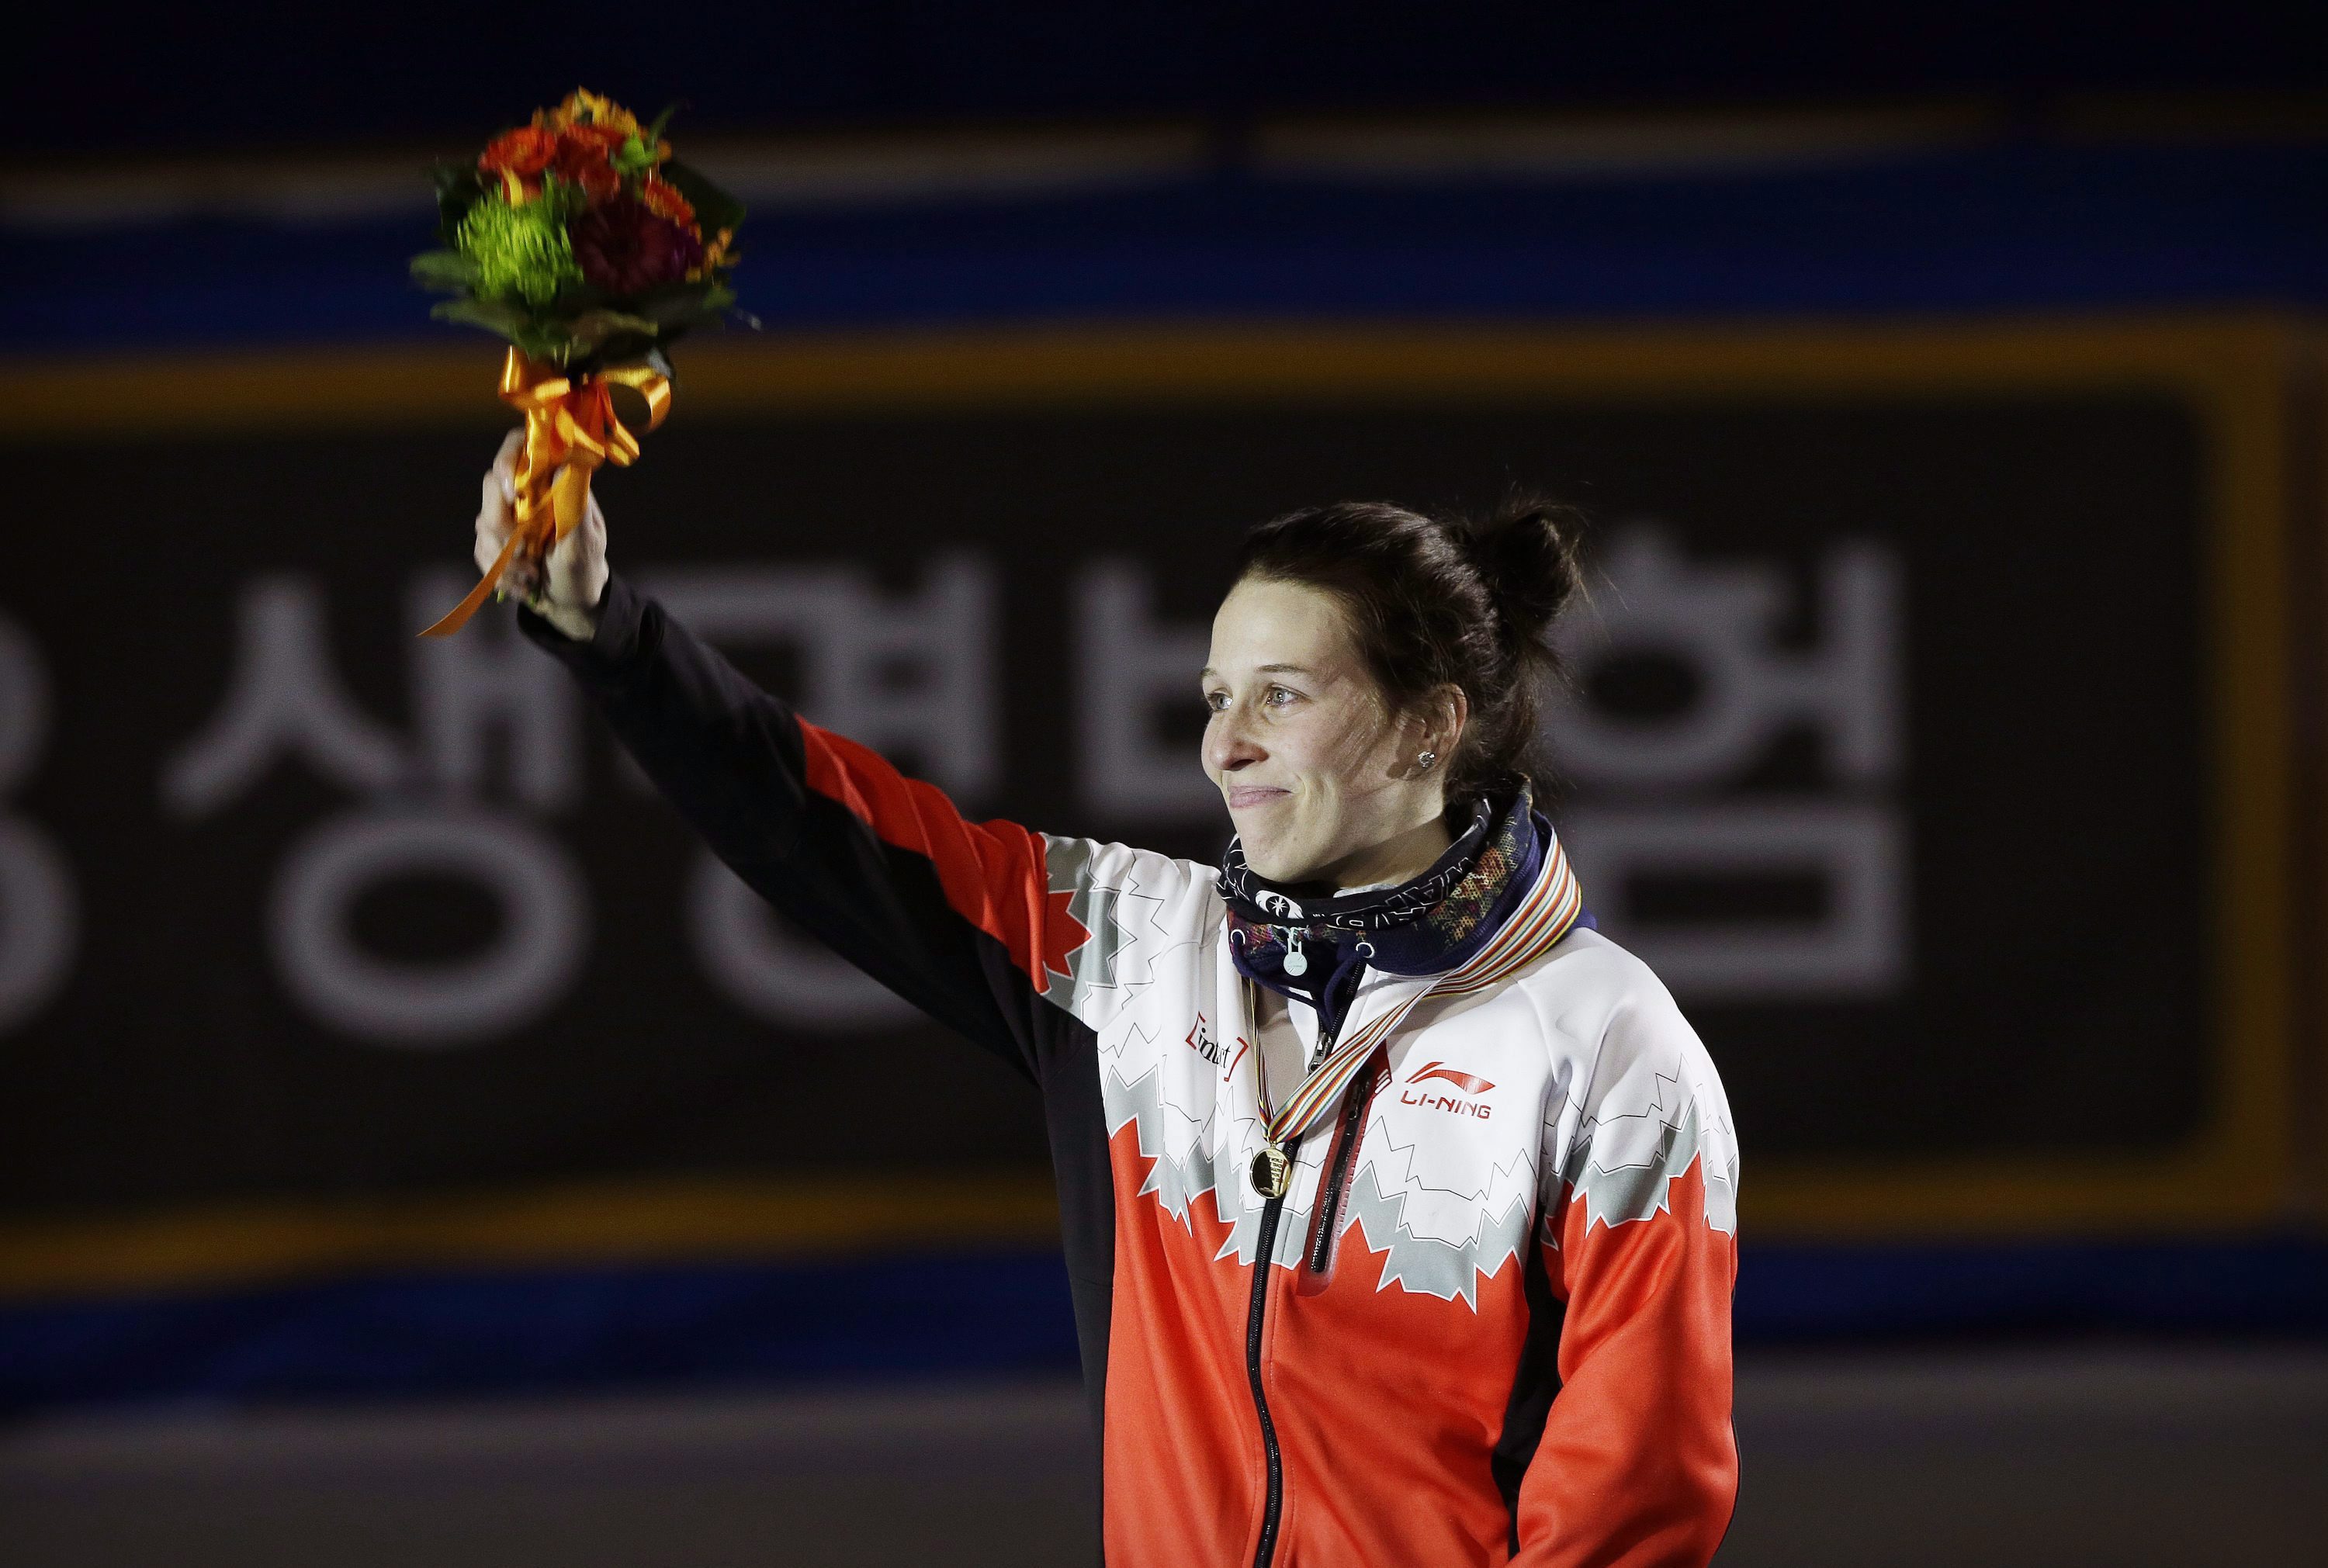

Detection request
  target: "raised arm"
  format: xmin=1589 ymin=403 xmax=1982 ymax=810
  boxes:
xmin=1512 ymin=987 xmax=1741 ymax=1566
xmin=479 ymin=437 xmax=1078 ymax=1075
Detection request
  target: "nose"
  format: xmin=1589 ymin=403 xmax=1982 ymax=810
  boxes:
xmin=1204 ymin=706 xmax=1266 ymax=779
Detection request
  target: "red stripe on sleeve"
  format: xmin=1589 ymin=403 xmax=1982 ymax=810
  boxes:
xmin=796 ymin=718 xmax=1087 ymax=992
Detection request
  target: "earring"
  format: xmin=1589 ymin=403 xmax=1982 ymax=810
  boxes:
xmin=1416 ymin=750 xmax=1437 ymax=770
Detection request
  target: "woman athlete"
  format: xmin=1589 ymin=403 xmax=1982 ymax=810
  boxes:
xmin=477 ymin=429 xmax=1740 ymax=1566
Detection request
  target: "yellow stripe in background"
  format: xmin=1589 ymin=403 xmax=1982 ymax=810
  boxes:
xmin=1 ymin=315 xmax=2309 ymax=434
xmin=0 ymin=1175 xmax=1061 ymax=1302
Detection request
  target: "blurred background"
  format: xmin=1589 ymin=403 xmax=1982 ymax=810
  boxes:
xmin=5 ymin=5 xmax=2326 ymax=1564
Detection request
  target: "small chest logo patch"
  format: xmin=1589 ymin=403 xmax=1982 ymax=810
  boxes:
xmin=1400 ymin=1060 xmax=1495 ymax=1120
xmin=1183 ymin=1014 xmax=1226 ymax=1068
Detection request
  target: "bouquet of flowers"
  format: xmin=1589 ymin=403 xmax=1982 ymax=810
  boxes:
xmin=411 ymin=89 xmax=743 ymax=636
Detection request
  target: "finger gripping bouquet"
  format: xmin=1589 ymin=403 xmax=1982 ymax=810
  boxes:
xmin=411 ymin=89 xmax=743 ymax=635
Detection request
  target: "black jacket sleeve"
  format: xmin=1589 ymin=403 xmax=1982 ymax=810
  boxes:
xmin=516 ymin=572 xmax=1066 ymax=1076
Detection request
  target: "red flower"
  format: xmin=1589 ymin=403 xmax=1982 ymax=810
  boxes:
xmin=550 ymin=126 xmax=623 ymax=201
xmin=568 ymin=195 xmax=704 ymax=296
xmin=559 ymin=122 xmax=630 ymax=159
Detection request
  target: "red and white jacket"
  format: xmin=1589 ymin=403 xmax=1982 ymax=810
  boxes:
xmin=522 ymin=573 xmax=1741 ymax=1566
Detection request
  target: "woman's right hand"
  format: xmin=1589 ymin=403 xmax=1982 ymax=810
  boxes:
xmin=476 ymin=427 xmax=611 ymax=642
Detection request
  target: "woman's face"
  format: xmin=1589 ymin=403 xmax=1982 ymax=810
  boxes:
xmin=1201 ymin=575 xmax=1446 ymax=886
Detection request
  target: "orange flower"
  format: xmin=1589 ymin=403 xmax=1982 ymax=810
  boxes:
xmin=479 ymin=125 xmax=558 ymax=201
xmin=688 ymin=227 xmax=735 ymax=281
xmin=542 ymin=88 xmax=641 ymax=141
xmin=639 ymin=177 xmax=696 ymax=229
xmin=479 ymin=92 xmax=662 ymax=206
xmin=482 ymin=125 xmax=557 ymax=175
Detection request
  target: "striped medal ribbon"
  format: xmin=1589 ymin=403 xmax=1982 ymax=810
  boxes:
xmin=1242 ymin=830 xmax=1585 ymax=1199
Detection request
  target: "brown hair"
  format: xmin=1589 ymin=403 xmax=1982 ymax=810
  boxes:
xmin=1231 ymin=497 xmax=1585 ymax=799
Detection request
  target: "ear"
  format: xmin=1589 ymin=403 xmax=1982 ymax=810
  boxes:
xmin=1401 ymin=684 xmax=1467 ymax=777
xmin=1428 ymin=683 xmax=1469 ymax=759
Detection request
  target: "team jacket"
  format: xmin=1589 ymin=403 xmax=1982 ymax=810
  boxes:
xmin=518 ymin=573 xmax=1742 ymax=1566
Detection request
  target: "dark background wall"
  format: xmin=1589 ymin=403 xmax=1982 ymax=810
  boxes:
xmin=0 ymin=16 xmax=2323 ymax=1563
xmin=18 ymin=4 xmax=2328 ymax=153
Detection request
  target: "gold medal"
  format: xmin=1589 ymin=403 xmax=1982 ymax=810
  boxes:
xmin=1249 ymin=1144 xmax=1292 ymax=1199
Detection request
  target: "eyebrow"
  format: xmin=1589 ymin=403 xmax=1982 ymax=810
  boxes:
xmin=1197 ymin=663 xmax=1316 ymax=680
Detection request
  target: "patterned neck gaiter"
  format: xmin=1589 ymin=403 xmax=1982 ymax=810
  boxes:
xmin=1218 ymin=781 xmax=1556 ymax=988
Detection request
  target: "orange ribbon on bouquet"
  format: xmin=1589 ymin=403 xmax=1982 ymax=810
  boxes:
xmin=421 ymin=348 xmax=672 ymax=637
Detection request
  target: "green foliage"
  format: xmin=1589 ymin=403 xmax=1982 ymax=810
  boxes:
xmin=660 ymin=160 xmax=746 ymax=237
xmin=455 ymin=185 xmax=583 ymax=308
xmin=428 ymin=297 xmax=531 ymax=337
xmin=614 ymin=134 xmax=656 ymax=179
xmin=431 ymin=163 xmax=489 ymax=244
xmin=408 ymin=249 xmax=478 ymax=292
xmin=569 ymin=309 xmax=661 ymax=348
xmin=429 ymin=298 xmax=589 ymax=366
xmin=632 ymin=279 xmax=736 ymax=328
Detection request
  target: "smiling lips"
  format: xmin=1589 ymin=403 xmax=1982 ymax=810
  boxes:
xmin=1227 ymin=784 xmax=1290 ymax=811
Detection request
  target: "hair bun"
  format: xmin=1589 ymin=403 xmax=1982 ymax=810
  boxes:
xmin=1465 ymin=498 xmax=1583 ymax=646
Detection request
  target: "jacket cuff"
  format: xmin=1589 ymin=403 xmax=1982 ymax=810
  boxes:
xmin=515 ymin=570 xmax=657 ymax=680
